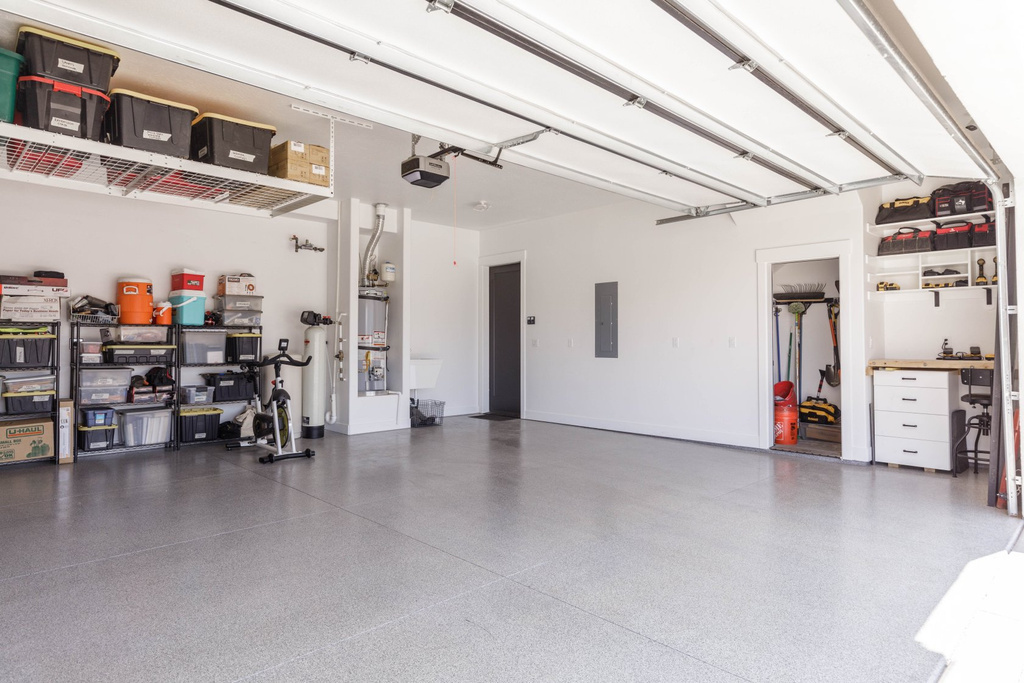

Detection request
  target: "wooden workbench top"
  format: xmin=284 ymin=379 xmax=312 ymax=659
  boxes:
xmin=867 ymin=358 xmax=994 ymax=374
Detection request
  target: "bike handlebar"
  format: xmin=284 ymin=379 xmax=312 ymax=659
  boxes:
xmin=246 ymin=352 xmax=311 ymax=369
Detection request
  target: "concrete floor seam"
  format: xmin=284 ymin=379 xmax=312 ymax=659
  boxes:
xmin=504 ymin=574 xmax=757 ymax=683
xmin=0 ymin=508 xmax=337 ymax=585
xmin=228 ymin=572 xmax=532 ymax=683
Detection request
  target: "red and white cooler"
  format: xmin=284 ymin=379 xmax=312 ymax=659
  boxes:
xmin=171 ymin=268 xmax=205 ymax=292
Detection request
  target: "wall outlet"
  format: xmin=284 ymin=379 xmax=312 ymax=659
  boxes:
xmin=531 ymin=338 xmax=539 ymax=348
xmin=671 ymin=337 xmax=679 ymax=349
xmin=567 ymin=338 xmax=574 ymax=348
xmin=728 ymin=336 xmax=736 ymax=349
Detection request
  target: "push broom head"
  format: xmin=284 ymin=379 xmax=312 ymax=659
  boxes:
xmin=775 ymin=283 xmax=826 ymax=302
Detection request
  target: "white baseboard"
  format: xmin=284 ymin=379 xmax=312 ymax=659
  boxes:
xmin=522 ymin=410 xmax=761 ymax=449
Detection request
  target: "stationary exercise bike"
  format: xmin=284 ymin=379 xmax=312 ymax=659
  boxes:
xmin=227 ymin=339 xmax=315 ymax=464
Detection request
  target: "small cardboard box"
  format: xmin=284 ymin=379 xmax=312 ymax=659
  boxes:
xmin=0 ymin=418 xmax=53 ymax=464
xmin=217 ymin=275 xmax=257 ymax=296
xmin=57 ymin=400 xmax=74 ymax=464
xmin=270 ymin=140 xmax=330 ymax=168
xmin=0 ymin=296 xmax=61 ymax=321
xmin=269 ymin=158 xmax=330 ymax=188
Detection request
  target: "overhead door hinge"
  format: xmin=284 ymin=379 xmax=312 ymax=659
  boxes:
xmin=1008 ymin=305 xmax=1018 ymax=315
xmin=999 ymin=197 xmax=1015 ymax=209
xmin=1011 ymin=391 xmax=1020 ymax=402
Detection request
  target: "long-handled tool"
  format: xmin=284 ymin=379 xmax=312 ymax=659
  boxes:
xmin=774 ymin=306 xmax=781 ymax=383
xmin=786 ymin=330 xmax=793 ymax=382
xmin=824 ymin=302 xmax=840 ymax=387
xmin=789 ymin=302 xmax=806 ymax=404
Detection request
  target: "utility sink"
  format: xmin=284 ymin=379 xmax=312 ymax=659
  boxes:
xmin=409 ymin=358 xmax=442 ymax=390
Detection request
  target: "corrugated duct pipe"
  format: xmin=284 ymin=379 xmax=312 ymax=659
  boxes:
xmin=360 ymin=203 xmax=388 ymax=286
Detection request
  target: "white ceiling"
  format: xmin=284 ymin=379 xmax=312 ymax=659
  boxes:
xmin=0 ymin=0 xmax=1004 ymax=228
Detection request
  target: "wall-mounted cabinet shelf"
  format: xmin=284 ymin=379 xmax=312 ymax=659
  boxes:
xmin=868 ymin=245 xmax=998 ymax=306
xmin=0 ymin=122 xmax=332 ymax=218
xmin=866 ymin=210 xmax=994 ymax=236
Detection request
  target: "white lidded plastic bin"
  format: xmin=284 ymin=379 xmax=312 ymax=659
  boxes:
xmin=119 ymin=407 xmax=173 ymax=446
xmin=181 ymin=329 xmax=226 ymax=364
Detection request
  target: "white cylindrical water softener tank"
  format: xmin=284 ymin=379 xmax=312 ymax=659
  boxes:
xmin=302 ymin=325 xmax=327 ymax=438
xmin=357 ymin=288 xmax=389 ymax=394
xmin=381 ymin=261 xmax=396 ymax=282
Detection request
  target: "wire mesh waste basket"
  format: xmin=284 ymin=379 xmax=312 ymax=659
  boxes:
xmin=411 ymin=398 xmax=445 ymax=427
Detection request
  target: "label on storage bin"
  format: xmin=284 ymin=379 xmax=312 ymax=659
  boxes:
xmin=196 ymin=432 xmax=207 ymax=439
xmin=50 ymin=117 xmax=80 ymax=132
xmin=92 ymin=392 xmax=110 ymax=400
xmin=311 ymin=164 xmax=326 ymax=176
xmin=238 ymin=354 xmax=255 ymax=361
xmin=290 ymin=141 xmax=305 ymax=153
xmin=229 ymin=150 xmax=256 ymax=163
xmin=15 ymin=348 xmax=24 ymax=364
xmin=33 ymin=395 xmax=48 ymax=402
xmin=57 ymin=58 xmax=85 ymax=74
xmin=143 ymin=130 xmax=172 ymax=141
xmin=220 ymin=380 xmax=234 ymax=387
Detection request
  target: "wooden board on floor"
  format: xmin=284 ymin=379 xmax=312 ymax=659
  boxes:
xmin=803 ymin=422 xmax=841 ymax=443
xmin=772 ymin=439 xmax=842 ymax=458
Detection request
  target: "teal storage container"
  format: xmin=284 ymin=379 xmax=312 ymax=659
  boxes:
xmin=169 ymin=290 xmax=205 ymax=326
xmin=0 ymin=47 xmax=23 ymax=123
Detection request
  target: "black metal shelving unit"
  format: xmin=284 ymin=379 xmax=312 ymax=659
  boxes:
xmin=176 ymin=325 xmax=262 ymax=448
xmin=70 ymin=321 xmax=177 ymax=460
xmin=0 ymin=321 xmax=60 ymax=467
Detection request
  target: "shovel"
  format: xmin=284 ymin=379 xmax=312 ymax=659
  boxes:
xmin=824 ymin=302 xmax=840 ymax=387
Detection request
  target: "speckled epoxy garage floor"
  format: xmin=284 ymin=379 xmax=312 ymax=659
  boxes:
xmin=0 ymin=418 xmax=1015 ymax=682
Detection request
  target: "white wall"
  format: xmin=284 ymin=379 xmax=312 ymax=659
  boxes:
xmin=479 ymin=192 xmax=870 ymax=455
xmin=0 ymin=181 xmax=328 ymax=421
xmin=409 ymin=220 xmax=480 ymax=416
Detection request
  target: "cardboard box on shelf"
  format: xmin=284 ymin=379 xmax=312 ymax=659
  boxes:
xmin=217 ymin=275 xmax=257 ymax=296
xmin=0 ymin=418 xmax=53 ymax=465
xmin=0 ymin=284 xmax=70 ymax=297
xmin=0 ymin=296 xmax=61 ymax=321
xmin=269 ymin=158 xmax=329 ymax=188
xmin=57 ymin=399 xmax=73 ymax=464
xmin=270 ymin=140 xmax=330 ymax=168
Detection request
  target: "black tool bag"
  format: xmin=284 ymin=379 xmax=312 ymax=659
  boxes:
xmin=933 ymin=220 xmax=973 ymax=251
xmin=799 ymin=398 xmax=840 ymax=424
xmin=972 ymin=218 xmax=996 ymax=247
xmin=875 ymin=196 xmax=933 ymax=225
xmin=933 ymin=181 xmax=993 ymax=216
xmin=892 ymin=227 xmax=934 ymax=254
xmin=877 ymin=232 xmax=898 ymax=256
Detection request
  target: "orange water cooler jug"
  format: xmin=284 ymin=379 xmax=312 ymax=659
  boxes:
xmin=117 ymin=277 xmax=153 ymax=325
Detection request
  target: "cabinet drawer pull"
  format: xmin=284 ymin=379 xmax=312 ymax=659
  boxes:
xmin=902 ymin=424 xmax=918 ymax=428
xmin=903 ymin=449 xmax=918 ymax=454
xmin=901 ymin=398 xmax=917 ymax=402
xmin=901 ymin=377 xmax=917 ymax=381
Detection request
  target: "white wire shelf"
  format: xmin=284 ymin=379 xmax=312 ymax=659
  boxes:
xmin=0 ymin=122 xmax=332 ymax=217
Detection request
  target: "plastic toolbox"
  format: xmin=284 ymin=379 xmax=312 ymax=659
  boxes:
xmin=100 ymin=326 xmax=168 ymax=343
xmin=102 ymin=345 xmax=175 ymax=365
xmin=17 ymin=26 xmax=120 ymax=91
xmin=3 ymin=374 xmax=56 ymax=395
xmin=78 ymin=385 xmax=129 ymax=406
xmin=203 ymin=371 xmax=254 ymax=402
xmin=0 ymin=47 xmax=23 ymax=123
xmin=81 ymin=407 xmax=115 ymax=427
xmin=0 ymin=332 xmax=55 ymax=367
xmin=226 ymin=333 xmax=261 ymax=363
xmin=79 ymin=367 xmax=132 ymax=387
xmin=180 ymin=385 xmax=212 ymax=405
xmin=182 ymin=330 xmax=226 ymax=364
xmin=215 ymin=295 xmax=264 ymax=312
xmin=179 ymin=407 xmax=223 ymax=442
xmin=104 ymin=89 xmax=198 ymax=157
xmin=77 ymin=425 xmax=115 ymax=452
xmin=190 ymin=113 xmax=276 ymax=174
xmin=4 ymin=389 xmax=55 ymax=414
xmin=17 ymin=76 xmax=110 ymax=140
xmin=118 ymin=407 xmax=173 ymax=447
xmin=220 ymin=311 xmax=262 ymax=327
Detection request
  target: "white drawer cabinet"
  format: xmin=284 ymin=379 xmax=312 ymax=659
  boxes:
xmin=873 ymin=369 xmax=958 ymax=470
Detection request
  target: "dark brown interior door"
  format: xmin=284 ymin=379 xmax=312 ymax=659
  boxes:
xmin=489 ymin=263 xmax=521 ymax=417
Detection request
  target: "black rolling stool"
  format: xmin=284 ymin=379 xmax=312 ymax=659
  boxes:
xmin=953 ymin=368 xmax=993 ymax=476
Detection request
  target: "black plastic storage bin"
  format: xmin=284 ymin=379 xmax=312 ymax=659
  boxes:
xmin=78 ymin=425 xmax=115 ymax=452
xmin=179 ymin=407 xmax=223 ymax=443
xmin=18 ymin=76 xmax=109 ymax=140
xmin=102 ymin=345 xmax=176 ymax=365
xmin=4 ymin=390 xmax=55 ymax=414
xmin=17 ymin=26 xmax=120 ymax=91
xmin=203 ymin=371 xmax=255 ymax=402
xmin=226 ymin=333 xmax=261 ymax=363
xmin=81 ymin=407 xmax=115 ymax=427
xmin=105 ymin=90 xmax=198 ymax=157
xmin=190 ymin=113 xmax=276 ymax=174
xmin=0 ymin=332 xmax=55 ymax=367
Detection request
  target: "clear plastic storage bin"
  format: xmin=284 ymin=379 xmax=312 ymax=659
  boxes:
xmin=119 ymin=407 xmax=173 ymax=446
xmin=182 ymin=330 xmax=226 ymax=364
xmin=79 ymin=367 xmax=133 ymax=387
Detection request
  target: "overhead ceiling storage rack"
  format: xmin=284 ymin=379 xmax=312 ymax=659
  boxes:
xmin=0 ymin=121 xmax=333 ymax=217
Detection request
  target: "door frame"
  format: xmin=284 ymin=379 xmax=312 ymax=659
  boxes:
xmin=478 ymin=250 xmax=526 ymax=415
xmin=755 ymin=240 xmax=868 ymax=461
